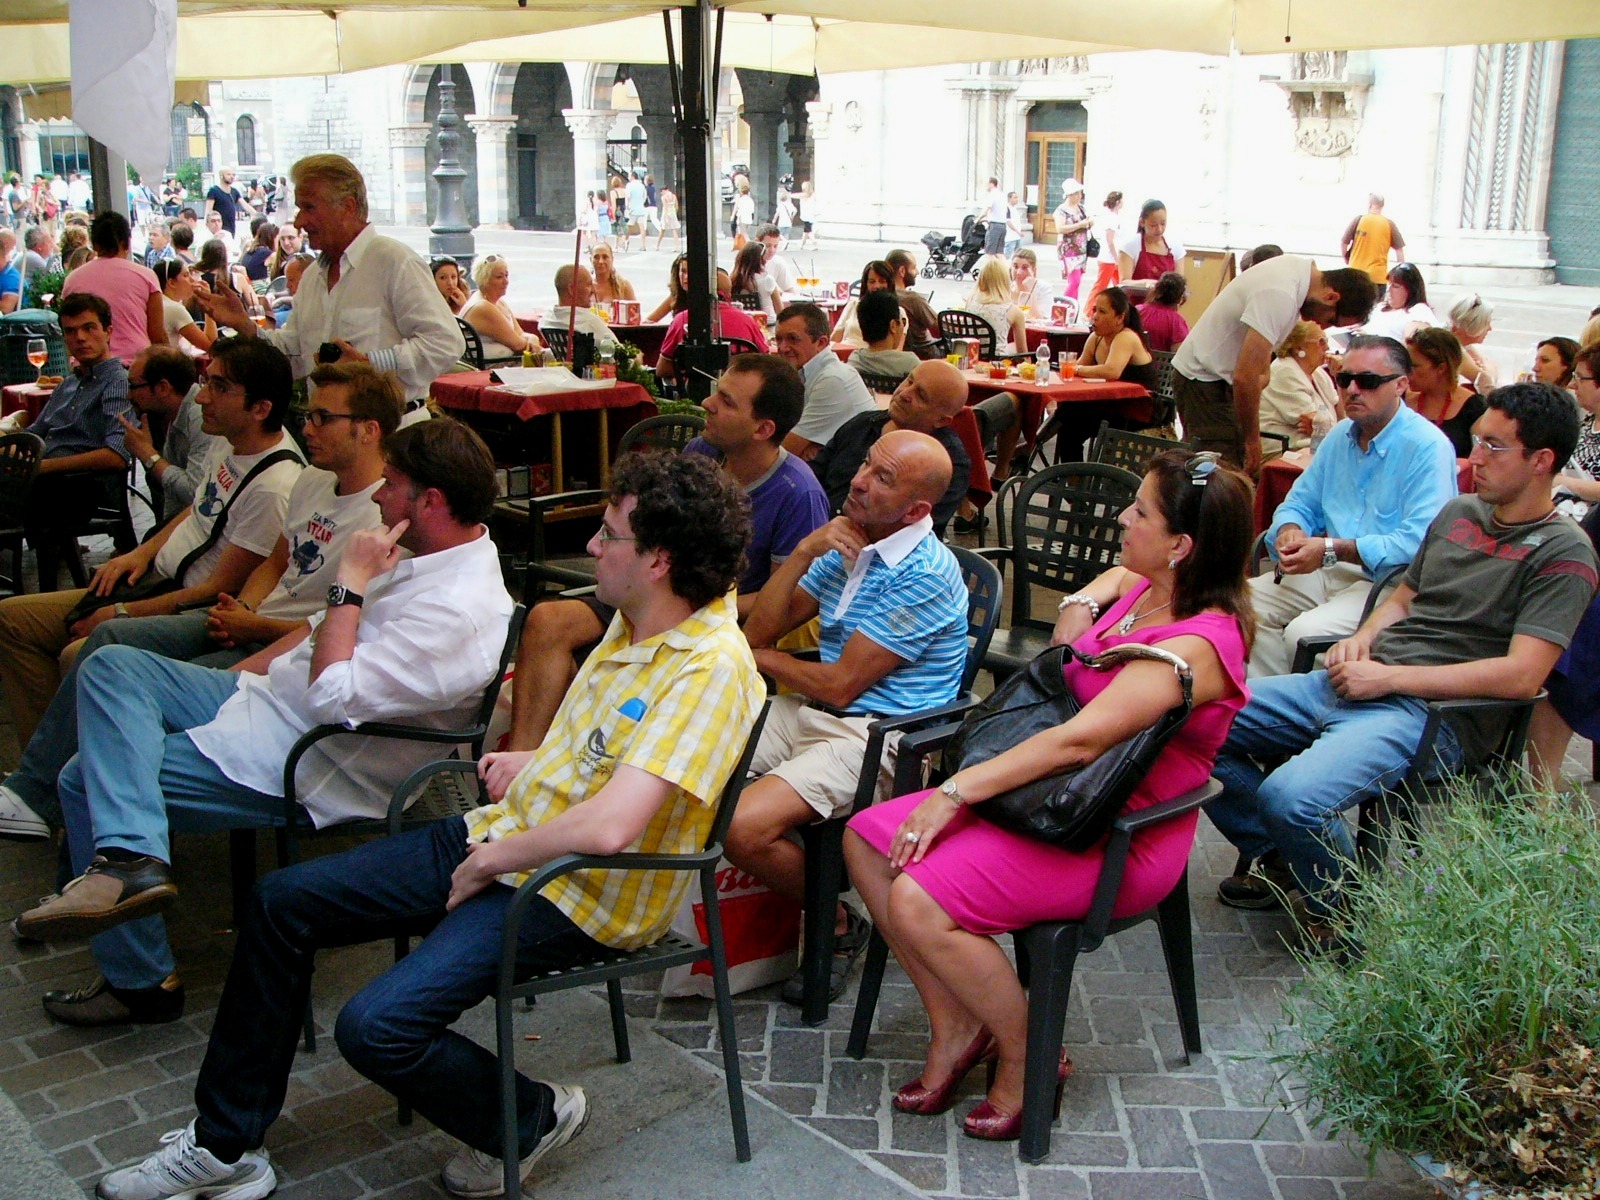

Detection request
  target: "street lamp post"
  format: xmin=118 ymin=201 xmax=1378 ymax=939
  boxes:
xmin=429 ymin=77 xmax=475 ymax=276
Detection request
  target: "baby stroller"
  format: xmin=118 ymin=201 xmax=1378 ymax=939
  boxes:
xmin=920 ymin=215 xmax=988 ymax=279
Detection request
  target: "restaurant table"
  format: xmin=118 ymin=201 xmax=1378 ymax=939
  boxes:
xmin=429 ymin=370 xmax=654 ymax=491
xmin=1023 ymin=324 xmax=1091 ymax=358
xmin=2 ymin=383 xmax=51 ymax=423
xmin=1254 ymin=447 xmax=1475 ymax=533
xmin=515 ymin=313 xmax=672 ymax=367
xmin=960 ymin=369 xmax=1152 ymax=461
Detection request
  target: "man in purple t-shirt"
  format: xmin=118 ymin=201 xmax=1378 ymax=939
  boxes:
xmin=504 ymin=353 xmax=828 ymax=749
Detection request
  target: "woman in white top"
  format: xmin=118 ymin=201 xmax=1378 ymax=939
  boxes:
xmin=1085 ymin=189 xmax=1124 ymax=314
xmin=1259 ymin=320 xmax=1342 ymax=451
xmin=461 ymin=256 xmax=544 ymax=360
xmin=731 ymin=242 xmax=781 ymax=323
xmin=830 ymin=261 xmax=897 ymax=350
xmin=1447 ymin=293 xmax=1499 ymax=391
xmin=797 ymin=181 xmax=817 ymax=249
xmin=1361 ymin=262 xmax=1439 ymax=341
xmin=964 ymin=258 xmax=1028 ymax=355
xmin=1009 ymin=250 xmax=1053 ymax=315
xmin=154 ymin=260 xmax=216 ymax=354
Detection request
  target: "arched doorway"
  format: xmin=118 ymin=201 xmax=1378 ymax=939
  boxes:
xmin=1026 ymin=100 xmax=1087 ymax=241
xmin=423 ymin=66 xmax=478 ymax=227
xmin=510 ymin=63 xmax=574 ymax=230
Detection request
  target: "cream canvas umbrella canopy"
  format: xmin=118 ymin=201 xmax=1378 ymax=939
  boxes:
xmin=7 ymin=0 xmax=1600 ymax=85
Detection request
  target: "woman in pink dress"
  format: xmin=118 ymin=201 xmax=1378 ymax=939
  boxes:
xmin=845 ymin=450 xmax=1254 ymax=1141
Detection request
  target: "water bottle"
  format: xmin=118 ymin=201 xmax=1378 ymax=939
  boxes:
xmin=1035 ymin=340 xmax=1051 ymax=383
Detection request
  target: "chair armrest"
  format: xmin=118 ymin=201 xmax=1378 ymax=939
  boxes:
xmin=1426 ymin=692 xmax=1542 ymax=715
xmin=286 ymin=722 xmax=481 ymax=812
xmin=529 ymin=488 xmax=607 ymax=514
xmin=1112 ymin=777 xmax=1222 ymax=835
xmin=1081 ymin=777 xmax=1222 ymax=950
xmin=385 ymin=759 xmax=484 ymax=828
xmin=1289 ymin=635 xmax=1340 ymax=674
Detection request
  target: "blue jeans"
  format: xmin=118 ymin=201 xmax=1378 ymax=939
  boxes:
xmin=192 ymin=816 xmax=602 ymax=1163
xmin=1204 ymin=671 xmax=1462 ymax=918
xmin=58 ymin=645 xmax=280 ymax=990
xmin=4 ymin=612 xmax=248 ymax=829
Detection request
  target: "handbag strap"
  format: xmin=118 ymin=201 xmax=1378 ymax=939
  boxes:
xmin=1065 ymin=642 xmax=1194 ymax=710
xmin=172 ymin=448 xmax=300 ymax=585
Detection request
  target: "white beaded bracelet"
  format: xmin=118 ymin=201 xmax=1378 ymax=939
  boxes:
xmin=1057 ymin=594 xmax=1101 ymax=618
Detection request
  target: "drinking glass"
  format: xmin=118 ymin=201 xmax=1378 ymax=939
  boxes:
xmin=26 ymin=338 xmax=47 ymax=382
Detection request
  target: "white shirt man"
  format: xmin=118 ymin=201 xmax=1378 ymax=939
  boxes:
xmin=541 ymin=263 xmax=619 ymax=352
xmin=201 ymin=155 xmax=464 ymax=428
xmin=774 ymin=303 xmax=875 ymax=460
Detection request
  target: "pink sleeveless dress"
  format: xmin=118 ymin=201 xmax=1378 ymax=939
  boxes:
xmin=848 ymin=583 xmax=1249 ymax=934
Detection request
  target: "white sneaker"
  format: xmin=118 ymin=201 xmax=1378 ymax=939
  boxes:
xmin=0 ymin=784 xmax=48 ymax=841
xmin=440 ymin=1083 xmax=589 ymax=1198
xmin=96 ymin=1121 xmax=276 ymax=1200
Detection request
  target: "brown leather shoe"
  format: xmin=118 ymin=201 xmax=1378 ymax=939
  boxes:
xmin=13 ymin=855 xmax=177 ymax=941
xmin=42 ymin=973 xmax=185 ymax=1026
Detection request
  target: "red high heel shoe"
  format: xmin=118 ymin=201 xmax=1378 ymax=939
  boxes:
xmin=892 ymin=1030 xmax=997 ymax=1115
xmin=964 ymin=1049 xmax=1073 ymax=1141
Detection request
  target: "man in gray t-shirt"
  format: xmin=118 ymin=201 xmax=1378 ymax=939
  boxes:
xmin=1204 ymin=383 xmax=1599 ymax=938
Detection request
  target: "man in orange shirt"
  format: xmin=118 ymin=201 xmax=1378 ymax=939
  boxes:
xmin=1340 ymin=193 xmax=1405 ymax=285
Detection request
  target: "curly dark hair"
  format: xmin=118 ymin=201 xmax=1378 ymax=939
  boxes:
xmin=610 ymin=451 xmax=751 ymax=609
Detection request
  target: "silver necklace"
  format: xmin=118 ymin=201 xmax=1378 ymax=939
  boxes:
xmin=1118 ymin=596 xmax=1172 ymax=635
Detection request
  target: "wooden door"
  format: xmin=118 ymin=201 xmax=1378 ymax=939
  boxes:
xmin=1028 ymin=135 xmax=1086 ymax=242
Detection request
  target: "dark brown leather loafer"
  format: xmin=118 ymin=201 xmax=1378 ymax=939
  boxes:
xmin=43 ymin=973 xmax=185 ymax=1026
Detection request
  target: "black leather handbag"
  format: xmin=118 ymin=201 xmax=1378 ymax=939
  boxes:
xmin=945 ymin=643 xmax=1193 ymax=849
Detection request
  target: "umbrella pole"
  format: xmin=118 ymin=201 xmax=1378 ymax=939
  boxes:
xmin=568 ymin=227 xmax=580 ymax=362
xmin=673 ymin=0 xmax=722 ymax=402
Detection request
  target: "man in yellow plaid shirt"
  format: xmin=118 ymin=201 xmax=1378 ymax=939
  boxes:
xmin=93 ymin=452 xmax=764 ymax=1200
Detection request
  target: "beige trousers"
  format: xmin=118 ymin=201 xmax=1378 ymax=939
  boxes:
xmin=1246 ymin=562 xmax=1373 ymax=678
xmin=0 ymin=589 xmax=89 ymax=746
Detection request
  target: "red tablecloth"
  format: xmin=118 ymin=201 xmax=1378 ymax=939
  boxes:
xmin=961 ymin=369 xmax=1152 ymax=450
xmin=515 ymin=313 xmax=672 ymax=367
xmin=1023 ymin=324 xmax=1091 ymax=357
xmin=2 ymin=383 xmax=51 ymax=422
xmin=430 ymin=370 xmax=651 ymax=423
xmin=1255 ymin=448 xmax=1475 ymax=532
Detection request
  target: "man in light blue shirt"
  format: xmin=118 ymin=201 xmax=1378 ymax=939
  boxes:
xmin=775 ymin=302 xmax=874 ymax=460
xmin=1249 ymin=335 xmax=1457 ymax=676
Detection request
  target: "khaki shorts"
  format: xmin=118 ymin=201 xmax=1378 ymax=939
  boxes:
xmin=750 ymin=693 xmax=901 ymax=821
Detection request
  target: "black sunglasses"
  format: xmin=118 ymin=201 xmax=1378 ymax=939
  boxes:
xmin=1335 ymin=371 xmax=1403 ymax=391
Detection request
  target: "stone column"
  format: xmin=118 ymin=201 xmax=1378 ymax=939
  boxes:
xmin=562 ymin=107 xmax=616 ymax=215
xmin=388 ymin=124 xmax=431 ymax=227
xmin=467 ymin=115 xmax=518 ymax=229
xmin=636 ymin=113 xmax=678 ymax=192
xmin=734 ymin=69 xmax=793 ymax=224
xmin=18 ymin=122 xmax=43 ymax=182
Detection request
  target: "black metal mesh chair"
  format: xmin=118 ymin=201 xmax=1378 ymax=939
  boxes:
xmin=455 ymin=316 xmax=523 ymax=370
xmin=980 ymin=462 xmax=1140 ymax=681
xmin=1088 ymin=421 xmax=1188 ymax=477
xmin=855 ymin=370 xmax=908 ymax=396
xmin=731 ymin=292 xmax=762 ymax=312
xmin=541 ymin=326 xmax=569 ymax=362
xmin=937 ymin=310 xmax=997 ymax=360
xmin=472 ymin=700 xmax=772 ymax=1195
xmin=0 ymin=432 xmax=44 ymax=596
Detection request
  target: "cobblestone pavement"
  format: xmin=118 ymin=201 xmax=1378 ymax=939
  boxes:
xmin=0 ymin=816 xmax=1455 ymax=1200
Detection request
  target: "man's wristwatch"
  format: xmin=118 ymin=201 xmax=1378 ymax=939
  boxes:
xmin=939 ymin=777 xmax=966 ymax=807
xmin=326 ymin=584 xmax=364 ymax=609
xmin=112 ymin=603 xmax=131 ymax=619
xmin=1322 ymin=541 xmax=1338 ymax=570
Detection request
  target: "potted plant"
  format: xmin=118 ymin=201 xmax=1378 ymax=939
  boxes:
xmin=1280 ymin=781 xmax=1600 ymax=1199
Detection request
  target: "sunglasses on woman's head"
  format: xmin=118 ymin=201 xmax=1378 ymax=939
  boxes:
xmin=1185 ymin=452 xmax=1221 ymax=487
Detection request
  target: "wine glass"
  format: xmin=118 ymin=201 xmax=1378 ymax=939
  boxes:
xmin=25 ymin=338 xmax=47 ymax=383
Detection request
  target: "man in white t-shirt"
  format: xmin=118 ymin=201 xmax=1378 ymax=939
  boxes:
xmin=774 ymin=302 xmax=875 ymax=460
xmin=977 ymin=178 xmax=1009 ymax=256
xmin=12 ymin=419 xmax=514 ymax=1030
xmin=0 ymin=337 xmax=304 ymax=752
xmin=0 ymin=365 xmax=398 ymax=874
xmin=622 ymin=174 xmax=648 ymax=250
xmin=540 ymin=263 xmax=618 ymax=352
xmin=758 ymin=224 xmax=798 ymax=295
xmin=1172 ymin=255 xmax=1376 ymax=474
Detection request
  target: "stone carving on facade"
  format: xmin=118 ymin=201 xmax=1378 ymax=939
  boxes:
xmin=1017 ymin=57 xmax=1089 ymax=77
xmin=1267 ymin=51 xmax=1371 ymax=159
xmin=1461 ymin=41 xmax=1558 ymax=233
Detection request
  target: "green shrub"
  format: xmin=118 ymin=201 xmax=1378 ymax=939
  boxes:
xmin=24 ymin=269 xmax=66 ymax=312
xmin=1281 ymin=781 xmax=1600 ymax=1197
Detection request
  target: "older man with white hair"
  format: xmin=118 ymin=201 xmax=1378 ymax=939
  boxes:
xmin=200 ymin=154 xmax=463 ymax=428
